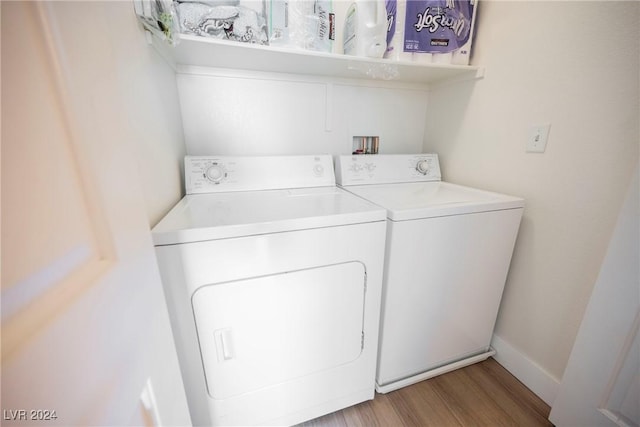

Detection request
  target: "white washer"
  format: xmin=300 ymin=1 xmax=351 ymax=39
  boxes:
xmin=335 ymin=154 xmax=524 ymax=394
xmin=153 ymin=155 xmax=387 ymax=426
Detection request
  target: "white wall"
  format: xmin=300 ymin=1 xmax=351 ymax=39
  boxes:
xmin=107 ymin=3 xmax=186 ymax=225
xmin=424 ymin=0 xmax=639 ymax=398
xmin=177 ymin=69 xmax=428 ymax=156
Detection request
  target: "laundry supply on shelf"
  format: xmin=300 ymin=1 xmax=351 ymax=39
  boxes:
xmin=269 ymin=0 xmax=335 ymax=52
xmin=343 ymin=0 xmax=388 ymax=58
xmin=400 ymin=0 xmax=477 ymax=65
xmin=175 ymin=0 xmax=269 ymax=44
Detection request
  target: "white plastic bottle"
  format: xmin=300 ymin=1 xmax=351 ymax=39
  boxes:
xmin=342 ymin=0 xmax=387 ymax=58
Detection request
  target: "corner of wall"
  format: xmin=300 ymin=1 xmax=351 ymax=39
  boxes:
xmin=491 ymin=334 xmax=560 ymax=407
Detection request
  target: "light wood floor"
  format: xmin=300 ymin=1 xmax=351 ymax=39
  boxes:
xmin=299 ymin=358 xmax=553 ymax=426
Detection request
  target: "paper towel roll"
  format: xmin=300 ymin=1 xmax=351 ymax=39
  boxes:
xmin=413 ymin=52 xmax=433 ymax=64
xmin=384 ymin=0 xmax=412 ymax=61
xmin=432 ymin=52 xmax=453 ymax=64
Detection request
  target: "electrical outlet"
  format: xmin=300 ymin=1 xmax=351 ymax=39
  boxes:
xmin=527 ymin=124 xmax=551 ymax=153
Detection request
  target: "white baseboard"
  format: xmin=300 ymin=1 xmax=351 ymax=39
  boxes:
xmin=490 ymin=334 xmax=560 ymax=407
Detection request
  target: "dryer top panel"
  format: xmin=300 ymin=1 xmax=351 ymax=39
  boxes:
xmin=152 ymin=186 xmax=386 ymax=245
xmin=345 ymin=181 xmax=524 ymax=221
xmin=185 ymin=155 xmax=335 ymax=194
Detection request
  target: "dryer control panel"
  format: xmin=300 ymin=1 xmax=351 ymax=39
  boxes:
xmin=185 ymin=155 xmax=335 ymax=194
xmin=335 ymin=154 xmax=441 ymax=186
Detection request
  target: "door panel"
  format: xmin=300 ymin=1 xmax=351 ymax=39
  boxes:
xmin=1 ymin=2 xmax=190 ymax=425
xmin=193 ymin=262 xmax=366 ymax=399
xmin=550 ymin=168 xmax=639 ymax=426
xmin=1 ymin=0 xmax=112 ymax=359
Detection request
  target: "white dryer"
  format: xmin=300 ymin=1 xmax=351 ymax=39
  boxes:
xmin=153 ymin=155 xmax=387 ymax=426
xmin=335 ymin=154 xmax=524 ymax=394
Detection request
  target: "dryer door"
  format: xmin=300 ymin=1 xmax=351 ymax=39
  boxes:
xmin=192 ymin=261 xmax=366 ymax=400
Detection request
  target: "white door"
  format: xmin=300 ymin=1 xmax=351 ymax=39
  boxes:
xmin=1 ymin=2 xmax=190 ymax=426
xmin=550 ymin=167 xmax=639 ymax=427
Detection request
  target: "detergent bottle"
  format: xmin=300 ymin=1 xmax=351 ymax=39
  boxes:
xmin=343 ymin=0 xmax=387 ymax=58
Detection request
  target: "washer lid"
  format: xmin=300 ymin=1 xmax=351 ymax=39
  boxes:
xmin=344 ymin=181 xmax=524 ymax=221
xmin=152 ymin=186 xmax=386 ymax=245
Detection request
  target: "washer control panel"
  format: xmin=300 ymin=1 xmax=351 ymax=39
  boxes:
xmin=185 ymin=155 xmax=335 ymax=194
xmin=335 ymin=154 xmax=441 ymax=186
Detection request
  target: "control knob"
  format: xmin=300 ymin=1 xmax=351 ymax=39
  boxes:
xmin=205 ymin=164 xmax=226 ymax=184
xmin=416 ymin=159 xmax=430 ymax=175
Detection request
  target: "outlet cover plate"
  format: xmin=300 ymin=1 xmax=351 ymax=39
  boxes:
xmin=527 ymin=124 xmax=551 ymax=153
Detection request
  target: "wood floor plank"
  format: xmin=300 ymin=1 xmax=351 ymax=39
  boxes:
xmin=395 ymin=378 xmax=465 ymax=426
xmin=390 ymin=382 xmax=463 ymax=426
xmin=297 ymin=359 xmax=552 ymax=427
xmin=361 ymin=393 xmax=405 ymax=426
xmin=429 ymin=366 xmax=521 ymax=426
xmin=479 ymin=359 xmax=552 ymax=422
xmin=342 ymin=399 xmax=389 ymax=427
xmin=461 ymin=362 xmax=548 ymax=426
xmin=298 ymin=409 xmax=349 ymax=427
